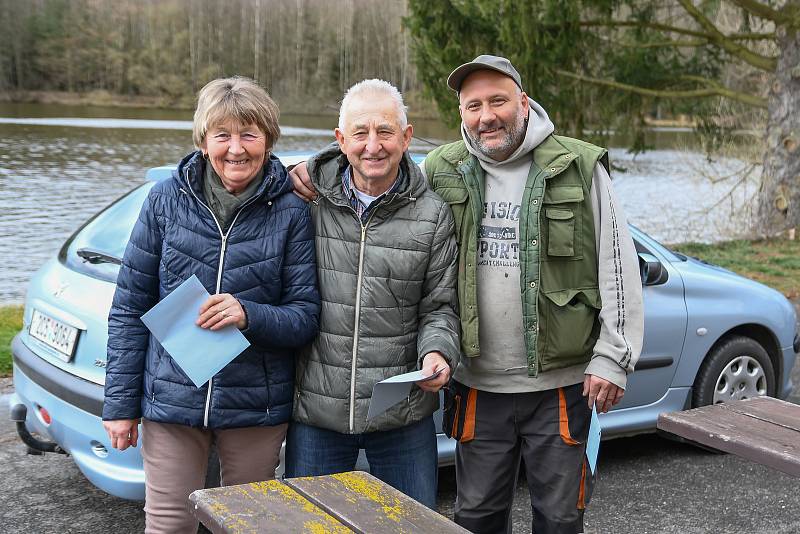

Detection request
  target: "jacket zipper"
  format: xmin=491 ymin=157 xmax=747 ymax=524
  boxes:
xmin=349 ymin=211 xmax=376 ymax=433
xmin=344 ymin=191 xmax=408 ymax=433
xmin=182 ymin=170 xmax=263 ymax=427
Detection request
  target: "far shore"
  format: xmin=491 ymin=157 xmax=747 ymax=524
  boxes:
xmin=0 ymin=90 xmax=443 ymax=121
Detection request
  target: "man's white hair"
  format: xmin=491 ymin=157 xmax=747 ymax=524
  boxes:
xmin=338 ymin=79 xmax=408 ymax=130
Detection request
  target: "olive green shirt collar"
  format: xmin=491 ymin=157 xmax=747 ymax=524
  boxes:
xmin=202 ymin=161 xmax=264 ymax=233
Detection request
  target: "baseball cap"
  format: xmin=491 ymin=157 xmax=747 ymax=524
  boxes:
xmin=447 ymin=54 xmax=523 ymax=92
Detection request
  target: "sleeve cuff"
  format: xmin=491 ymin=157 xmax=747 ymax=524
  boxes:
xmin=584 ymin=355 xmax=628 ymax=389
xmin=418 ymin=336 xmax=458 ymax=370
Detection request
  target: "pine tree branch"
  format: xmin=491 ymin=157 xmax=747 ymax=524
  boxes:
xmin=677 ymin=0 xmax=777 ymax=72
xmin=580 ymin=19 xmax=713 ymax=38
xmin=726 ymin=0 xmax=784 ymax=23
xmin=555 ymin=70 xmax=768 ymax=109
xmin=581 ymin=20 xmax=774 ymax=41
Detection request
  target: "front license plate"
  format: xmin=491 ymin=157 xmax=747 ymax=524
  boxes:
xmin=29 ymin=309 xmax=80 ymax=361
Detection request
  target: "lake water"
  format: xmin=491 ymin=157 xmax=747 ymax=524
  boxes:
xmin=0 ymin=103 xmax=759 ymax=303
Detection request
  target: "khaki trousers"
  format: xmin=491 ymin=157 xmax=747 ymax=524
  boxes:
xmin=141 ymin=419 xmax=288 ymax=534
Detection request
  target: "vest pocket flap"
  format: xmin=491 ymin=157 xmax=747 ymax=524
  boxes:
xmin=545 ymin=208 xmax=574 ymax=221
xmin=438 ymin=187 xmax=469 ymax=204
xmin=434 ymin=177 xmax=469 ymax=204
xmin=543 ymin=186 xmax=584 ymax=204
xmin=543 ymin=288 xmax=601 ymax=308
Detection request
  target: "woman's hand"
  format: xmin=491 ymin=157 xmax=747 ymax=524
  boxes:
xmin=103 ymin=419 xmax=140 ymax=450
xmin=197 ymin=293 xmax=248 ymax=330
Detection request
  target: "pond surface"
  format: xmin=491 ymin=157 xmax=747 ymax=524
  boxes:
xmin=0 ymin=103 xmax=759 ymax=303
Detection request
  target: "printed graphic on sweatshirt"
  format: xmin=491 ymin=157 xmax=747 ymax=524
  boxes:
xmin=478 ymin=201 xmax=521 ymax=269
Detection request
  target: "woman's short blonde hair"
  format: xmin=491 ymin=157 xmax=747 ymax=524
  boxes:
xmin=192 ymin=76 xmax=281 ymax=149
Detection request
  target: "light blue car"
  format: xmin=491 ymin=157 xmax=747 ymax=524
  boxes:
xmin=9 ymin=155 xmax=798 ymax=500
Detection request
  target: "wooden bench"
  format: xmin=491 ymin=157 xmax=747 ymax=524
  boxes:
xmin=657 ymin=396 xmax=800 ymax=477
xmin=189 ymin=471 xmax=469 ymax=533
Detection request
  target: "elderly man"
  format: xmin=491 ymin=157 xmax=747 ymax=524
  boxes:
xmin=284 ymin=79 xmax=459 ymax=509
xmin=424 ymin=55 xmax=644 ymax=534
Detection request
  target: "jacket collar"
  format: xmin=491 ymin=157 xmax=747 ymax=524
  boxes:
xmin=307 ymin=142 xmax=426 ymax=210
xmin=174 ymin=150 xmax=293 ymax=205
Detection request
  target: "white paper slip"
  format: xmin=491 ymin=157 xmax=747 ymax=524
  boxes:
xmin=140 ymin=274 xmax=250 ymax=388
xmin=366 ymin=368 xmax=442 ymax=420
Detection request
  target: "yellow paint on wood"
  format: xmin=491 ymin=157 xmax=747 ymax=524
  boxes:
xmin=330 ymin=472 xmax=408 ymax=524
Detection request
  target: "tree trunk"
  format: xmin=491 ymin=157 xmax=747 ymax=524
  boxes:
xmin=758 ymin=21 xmax=800 ymax=236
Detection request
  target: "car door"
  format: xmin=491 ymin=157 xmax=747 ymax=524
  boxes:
xmin=613 ymin=232 xmax=688 ymax=410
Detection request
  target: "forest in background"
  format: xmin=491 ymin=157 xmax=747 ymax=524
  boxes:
xmin=0 ymin=0 xmax=426 ymax=114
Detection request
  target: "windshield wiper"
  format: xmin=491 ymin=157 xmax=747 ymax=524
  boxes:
xmin=77 ymin=248 xmax=122 ymax=265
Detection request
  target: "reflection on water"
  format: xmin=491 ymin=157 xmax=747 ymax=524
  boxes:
xmin=0 ymin=103 xmax=759 ymax=303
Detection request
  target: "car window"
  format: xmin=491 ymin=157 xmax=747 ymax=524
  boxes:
xmin=59 ymin=183 xmax=155 ymax=282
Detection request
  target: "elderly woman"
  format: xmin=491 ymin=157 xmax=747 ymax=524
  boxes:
xmin=101 ymin=77 xmax=319 ymax=533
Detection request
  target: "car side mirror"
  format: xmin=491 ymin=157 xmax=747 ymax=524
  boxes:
xmin=638 ymin=252 xmax=668 ymax=286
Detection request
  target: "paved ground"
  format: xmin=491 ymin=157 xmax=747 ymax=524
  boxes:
xmin=2 ymin=344 xmax=799 ymax=533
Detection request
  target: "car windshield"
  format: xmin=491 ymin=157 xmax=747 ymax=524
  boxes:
xmin=59 ymin=183 xmax=154 ymax=282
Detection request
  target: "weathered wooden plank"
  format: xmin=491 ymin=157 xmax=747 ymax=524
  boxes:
xmin=189 ymin=479 xmax=351 ymax=534
xmin=723 ymin=397 xmax=800 ymax=432
xmin=285 ymin=472 xmax=470 ymax=534
xmin=658 ymin=400 xmax=800 ymax=478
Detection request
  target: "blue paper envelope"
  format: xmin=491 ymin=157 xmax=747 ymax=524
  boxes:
xmin=586 ymin=404 xmax=602 ymax=474
xmin=140 ymin=275 xmax=250 ymax=388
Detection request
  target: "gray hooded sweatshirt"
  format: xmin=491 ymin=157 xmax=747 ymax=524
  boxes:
xmin=454 ymin=98 xmax=644 ymax=392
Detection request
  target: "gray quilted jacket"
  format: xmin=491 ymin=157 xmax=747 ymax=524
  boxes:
xmin=293 ymin=143 xmax=460 ymax=434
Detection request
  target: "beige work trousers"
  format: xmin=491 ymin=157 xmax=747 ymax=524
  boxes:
xmin=141 ymin=418 xmax=287 ymax=534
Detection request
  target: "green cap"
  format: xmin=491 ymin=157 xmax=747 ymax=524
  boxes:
xmin=447 ymin=54 xmax=523 ymax=92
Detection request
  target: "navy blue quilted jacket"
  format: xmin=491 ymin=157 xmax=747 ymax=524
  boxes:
xmin=102 ymin=151 xmax=320 ymax=428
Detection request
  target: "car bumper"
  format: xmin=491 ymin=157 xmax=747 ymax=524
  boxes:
xmin=11 ymin=334 xmax=145 ymax=500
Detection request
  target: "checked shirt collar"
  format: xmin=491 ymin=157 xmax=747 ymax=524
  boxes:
xmin=341 ymin=164 xmax=404 ymax=223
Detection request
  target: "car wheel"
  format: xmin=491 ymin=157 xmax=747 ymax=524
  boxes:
xmin=692 ymin=335 xmax=775 ymax=407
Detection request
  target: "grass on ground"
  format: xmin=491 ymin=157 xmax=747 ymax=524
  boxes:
xmin=0 ymin=305 xmax=22 ymax=376
xmin=672 ymin=238 xmax=800 ymax=299
xmin=0 ymin=239 xmax=797 ymax=377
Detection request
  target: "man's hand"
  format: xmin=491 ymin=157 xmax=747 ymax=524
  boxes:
xmin=197 ymin=293 xmax=247 ymax=330
xmin=582 ymin=374 xmax=624 ymax=414
xmin=416 ymin=352 xmax=450 ymax=393
xmin=103 ymin=419 xmax=140 ymax=451
xmin=289 ymin=161 xmax=318 ymax=202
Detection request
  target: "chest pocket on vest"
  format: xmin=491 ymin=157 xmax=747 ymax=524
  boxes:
xmin=433 ymin=174 xmax=469 ymax=240
xmin=542 ymin=185 xmax=583 ymax=259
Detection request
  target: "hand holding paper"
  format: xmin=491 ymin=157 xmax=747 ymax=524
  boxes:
xmin=416 ymin=351 xmax=450 ymax=392
xmin=197 ymin=293 xmax=248 ymax=330
xmin=141 ymin=275 xmax=250 ymax=388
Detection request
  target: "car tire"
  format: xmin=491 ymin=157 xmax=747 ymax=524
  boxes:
xmin=692 ymin=335 xmax=775 ymax=407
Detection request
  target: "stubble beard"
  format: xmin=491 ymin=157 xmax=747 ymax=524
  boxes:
xmin=471 ymin=110 xmax=527 ymax=161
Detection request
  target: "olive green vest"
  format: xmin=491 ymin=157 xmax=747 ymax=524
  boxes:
xmin=425 ymin=135 xmax=607 ymax=375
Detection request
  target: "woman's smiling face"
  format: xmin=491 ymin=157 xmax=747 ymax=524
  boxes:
xmin=203 ymin=121 xmax=268 ymax=193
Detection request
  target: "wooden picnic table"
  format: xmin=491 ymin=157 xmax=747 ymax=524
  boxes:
xmin=657 ymin=396 xmax=800 ymax=477
xmin=189 ymin=470 xmax=469 ymax=533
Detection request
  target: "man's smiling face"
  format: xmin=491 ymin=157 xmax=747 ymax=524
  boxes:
xmin=459 ymin=69 xmax=529 ymax=162
xmin=335 ymin=95 xmax=412 ymax=192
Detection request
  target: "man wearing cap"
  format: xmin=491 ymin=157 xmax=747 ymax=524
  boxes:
xmin=423 ymin=55 xmax=643 ymax=533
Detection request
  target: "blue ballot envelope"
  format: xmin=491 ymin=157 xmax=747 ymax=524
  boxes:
xmin=587 ymin=404 xmax=602 ymax=474
xmin=140 ymin=275 xmax=250 ymax=388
